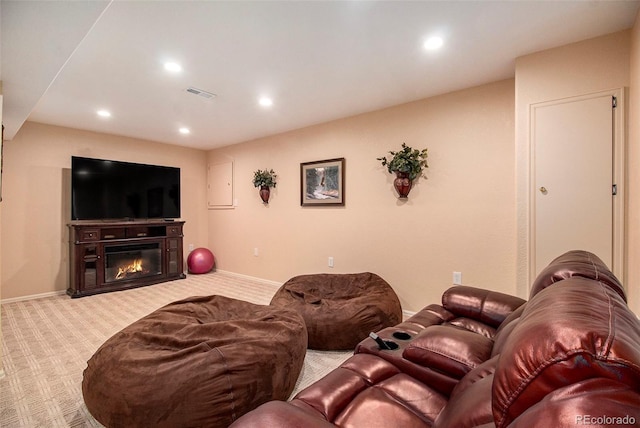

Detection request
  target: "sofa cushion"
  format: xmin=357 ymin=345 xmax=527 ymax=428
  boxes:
xmin=529 ymin=250 xmax=625 ymax=301
xmin=491 ymin=304 xmax=526 ymax=357
xmin=449 ymin=355 xmax=498 ymax=398
xmin=492 ymin=278 xmax=640 ymax=428
xmin=445 ymin=318 xmax=496 ymax=339
xmin=294 ymin=354 xmax=401 ymax=421
xmin=442 ymin=286 xmax=526 ymax=329
xmin=289 ymin=353 xmax=447 ymax=426
xmin=403 ymin=325 xmax=494 ymax=379
xmin=334 ymin=373 xmax=447 ymax=427
xmin=432 ymin=355 xmax=499 ymax=428
xmin=432 ymin=374 xmax=494 ymax=428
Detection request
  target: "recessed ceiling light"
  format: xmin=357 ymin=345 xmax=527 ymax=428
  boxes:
xmin=179 ymin=127 xmax=190 ymax=135
xmin=424 ymin=36 xmax=444 ymax=51
xmin=164 ymin=62 xmax=182 ymax=73
xmin=97 ymin=109 xmax=111 ymax=118
xmin=259 ymin=97 xmax=273 ymax=107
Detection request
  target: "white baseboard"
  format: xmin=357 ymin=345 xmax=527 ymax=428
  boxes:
xmin=0 ymin=274 xmax=419 ymax=319
xmin=1 ymin=290 xmax=67 ymax=305
xmin=214 ymin=269 xmax=283 ymax=288
xmin=0 ymin=272 xmax=280 ymax=305
xmin=216 ymin=269 xmax=415 ymax=318
xmin=402 ymin=309 xmax=416 ymax=319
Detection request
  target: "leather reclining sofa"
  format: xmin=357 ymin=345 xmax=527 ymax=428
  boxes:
xmin=231 ymin=250 xmax=640 ymax=427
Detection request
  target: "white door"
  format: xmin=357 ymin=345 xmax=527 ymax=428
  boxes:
xmin=532 ymin=95 xmax=613 ymax=275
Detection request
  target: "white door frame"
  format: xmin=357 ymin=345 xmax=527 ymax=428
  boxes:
xmin=528 ymin=88 xmax=626 ymax=285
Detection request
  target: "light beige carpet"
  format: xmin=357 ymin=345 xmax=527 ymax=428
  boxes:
xmin=0 ymin=272 xmax=353 ymax=427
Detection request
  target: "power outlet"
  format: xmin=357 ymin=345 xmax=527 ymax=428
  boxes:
xmin=453 ymin=271 xmax=462 ymax=285
xmin=188 ymin=244 xmax=194 ymax=252
xmin=254 ymin=247 xmax=259 ymax=257
xmin=328 ymin=257 xmax=334 ymax=268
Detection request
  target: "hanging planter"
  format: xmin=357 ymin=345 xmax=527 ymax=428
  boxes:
xmin=252 ymin=169 xmax=277 ymax=204
xmin=377 ymin=143 xmax=428 ymax=199
xmin=259 ymin=186 xmax=270 ymax=203
xmin=393 ymin=172 xmax=412 ymax=198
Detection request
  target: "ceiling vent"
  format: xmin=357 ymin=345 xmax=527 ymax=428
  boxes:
xmin=185 ymin=87 xmax=216 ymax=99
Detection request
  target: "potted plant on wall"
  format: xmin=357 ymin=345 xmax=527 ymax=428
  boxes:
xmin=252 ymin=169 xmax=277 ymax=204
xmin=377 ymin=143 xmax=428 ymax=198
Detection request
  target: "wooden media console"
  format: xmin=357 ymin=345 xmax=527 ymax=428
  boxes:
xmin=68 ymin=220 xmax=185 ymax=298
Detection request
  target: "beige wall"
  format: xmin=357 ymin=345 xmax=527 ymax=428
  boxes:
xmin=208 ymin=79 xmax=517 ymax=312
xmin=514 ymin=31 xmax=632 ymax=304
xmin=628 ymin=12 xmax=640 ymax=315
xmin=0 ymin=122 xmax=209 ymax=299
xmin=2 ymin=28 xmax=636 ymax=315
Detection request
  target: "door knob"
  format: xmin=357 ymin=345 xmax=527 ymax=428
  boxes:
xmin=539 ymin=187 xmax=547 ymax=194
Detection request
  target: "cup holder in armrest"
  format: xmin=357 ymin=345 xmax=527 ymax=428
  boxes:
xmin=392 ymin=331 xmax=412 ymax=341
xmin=383 ymin=340 xmax=399 ymax=350
xmin=369 ymin=332 xmax=399 ymax=350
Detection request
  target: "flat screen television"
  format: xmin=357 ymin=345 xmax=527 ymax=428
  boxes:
xmin=71 ymin=156 xmax=181 ymax=221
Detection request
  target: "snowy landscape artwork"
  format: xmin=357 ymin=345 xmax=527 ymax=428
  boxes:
xmin=300 ymin=158 xmax=345 ymax=206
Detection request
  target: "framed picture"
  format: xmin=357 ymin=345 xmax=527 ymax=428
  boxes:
xmin=300 ymin=158 xmax=345 ymax=206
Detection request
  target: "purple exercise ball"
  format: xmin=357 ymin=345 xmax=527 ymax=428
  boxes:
xmin=187 ymin=248 xmax=215 ymax=274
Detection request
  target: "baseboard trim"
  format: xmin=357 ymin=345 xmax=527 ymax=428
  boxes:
xmin=402 ymin=309 xmax=416 ymax=320
xmin=214 ymin=269 xmax=283 ymax=288
xmin=0 ymin=274 xmax=418 ymax=319
xmin=0 ymin=273 xmax=281 ymax=305
xmin=1 ymin=290 xmax=67 ymax=305
xmin=216 ymin=269 xmax=415 ymax=318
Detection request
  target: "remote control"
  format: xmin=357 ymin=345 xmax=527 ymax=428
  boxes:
xmin=369 ymin=332 xmax=391 ymax=350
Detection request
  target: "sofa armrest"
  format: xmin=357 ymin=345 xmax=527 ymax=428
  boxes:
xmin=442 ymin=286 xmax=526 ymax=328
xmin=403 ymin=325 xmax=494 ymax=379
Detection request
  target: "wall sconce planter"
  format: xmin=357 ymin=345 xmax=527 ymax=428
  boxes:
xmin=377 ymin=143 xmax=428 ymax=199
xmin=393 ymin=172 xmax=412 ymax=198
xmin=259 ymin=186 xmax=271 ymax=204
xmin=252 ymin=169 xmax=277 ymax=204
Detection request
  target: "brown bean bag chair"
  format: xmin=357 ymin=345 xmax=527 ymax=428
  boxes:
xmin=82 ymin=295 xmax=307 ymax=428
xmin=270 ymin=272 xmax=402 ymax=350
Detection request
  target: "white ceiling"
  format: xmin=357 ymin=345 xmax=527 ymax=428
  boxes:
xmin=2 ymin=0 xmax=639 ymax=150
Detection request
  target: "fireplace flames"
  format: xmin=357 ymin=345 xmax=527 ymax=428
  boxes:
xmin=115 ymin=258 xmax=148 ymax=280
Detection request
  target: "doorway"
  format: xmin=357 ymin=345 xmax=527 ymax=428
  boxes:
xmin=530 ymin=90 xmax=625 ymax=281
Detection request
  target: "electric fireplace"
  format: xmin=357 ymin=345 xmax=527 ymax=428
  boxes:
xmin=68 ymin=220 xmax=186 ymax=298
xmin=105 ymin=243 xmax=162 ymax=283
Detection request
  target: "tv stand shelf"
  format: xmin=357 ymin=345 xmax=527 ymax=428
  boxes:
xmin=68 ymin=220 xmax=186 ymax=298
